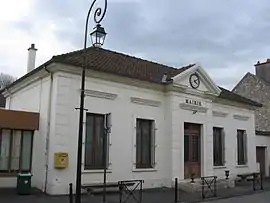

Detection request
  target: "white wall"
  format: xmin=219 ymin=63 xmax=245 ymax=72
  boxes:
xmin=45 ymin=72 xmax=171 ymax=195
xmin=7 ymin=79 xmax=42 ymax=112
xmin=1 ymin=67 xmax=257 ymax=194
xmin=45 ymin=71 xmax=257 ymax=195
xmin=256 ymin=135 xmax=270 ymax=176
xmin=32 ymin=77 xmax=51 ymax=191
xmin=170 ymin=93 xmax=214 ymax=180
xmin=211 ymin=103 xmax=257 ymax=179
xmin=170 ymin=92 xmax=257 ymax=180
xmin=2 ymin=76 xmax=51 ymax=190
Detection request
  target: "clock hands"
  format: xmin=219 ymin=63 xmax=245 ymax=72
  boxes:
xmin=193 ymin=78 xmax=199 ymax=85
xmin=189 ymin=73 xmax=200 ymax=89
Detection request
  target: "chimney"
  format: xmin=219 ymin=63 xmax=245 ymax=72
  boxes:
xmin=27 ymin=43 xmax=38 ymax=73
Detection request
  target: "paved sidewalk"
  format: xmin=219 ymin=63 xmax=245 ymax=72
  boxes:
xmin=0 ymin=179 xmax=270 ymax=203
xmin=203 ymin=191 xmax=270 ymax=203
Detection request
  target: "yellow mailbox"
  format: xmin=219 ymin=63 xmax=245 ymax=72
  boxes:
xmin=54 ymin=152 xmax=68 ymax=169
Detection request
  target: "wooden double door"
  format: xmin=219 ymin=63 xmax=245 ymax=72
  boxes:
xmin=184 ymin=123 xmax=201 ymax=179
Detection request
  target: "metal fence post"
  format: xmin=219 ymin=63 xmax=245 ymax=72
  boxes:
xmin=260 ymin=172 xmax=264 ymax=190
xmin=253 ymin=173 xmax=256 ymax=191
xmin=201 ymin=178 xmax=205 ymax=199
xmin=214 ymin=176 xmax=217 ymax=197
xmin=174 ymin=178 xmax=178 ymax=202
xmin=69 ymin=183 xmax=73 ymax=203
xmin=140 ymin=180 xmax=143 ymax=203
xmin=119 ymin=182 xmax=123 ymax=203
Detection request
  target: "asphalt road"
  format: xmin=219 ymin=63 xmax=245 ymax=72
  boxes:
xmin=203 ymin=191 xmax=270 ymax=203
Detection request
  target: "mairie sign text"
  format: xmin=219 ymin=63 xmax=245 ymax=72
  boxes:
xmin=185 ymin=99 xmax=202 ymax=106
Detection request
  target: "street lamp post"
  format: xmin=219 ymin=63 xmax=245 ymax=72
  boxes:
xmin=75 ymin=1 xmax=107 ymax=203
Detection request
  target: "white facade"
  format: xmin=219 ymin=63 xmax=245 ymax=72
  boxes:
xmin=2 ymin=64 xmax=258 ymax=195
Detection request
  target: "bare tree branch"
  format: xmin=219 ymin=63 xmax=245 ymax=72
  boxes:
xmin=0 ymin=73 xmax=16 ymax=90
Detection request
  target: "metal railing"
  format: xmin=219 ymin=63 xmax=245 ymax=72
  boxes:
xmin=201 ymin=176 xmax=217 ymax=199
xmin=253 ymin=172 xmax=263 ymax=191
xmin=118 ymin=180 xmax=144 ymax=203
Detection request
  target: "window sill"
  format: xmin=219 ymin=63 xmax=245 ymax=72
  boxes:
xmin=213 ymin=166 xmax=227 ymax=169
xmin=236 ymin=165 xmax=248 ymax=168
xmin=132 ymin=168 xmax=157 ymax=172
xmin=83 ymin=169 xmax=112 ymax=174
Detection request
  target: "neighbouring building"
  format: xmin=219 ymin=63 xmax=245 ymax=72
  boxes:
xmin=233 ymin=59 xmax=270 ymax=177
xmin=0 ymin=45 xmax=262 ymax=195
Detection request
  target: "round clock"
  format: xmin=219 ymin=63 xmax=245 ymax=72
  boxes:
xmin=189 ymin=73 xmax=200 ymax=89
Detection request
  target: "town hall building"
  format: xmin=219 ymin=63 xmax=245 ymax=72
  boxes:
xmin=0 ymin=45 xmax=261 ymax=195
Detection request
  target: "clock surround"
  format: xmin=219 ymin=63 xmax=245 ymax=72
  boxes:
xmin=189 ymin=73 xmax=200 ymax=89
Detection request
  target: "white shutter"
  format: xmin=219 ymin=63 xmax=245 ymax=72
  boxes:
xmin=135 ymin=119 xmax=140 ymax=167
xmin=104 ymin=113 xmax=111 ymax=168
xmin=135 ymin=119 xmax=139 ymax=148
xmin=222 ymin=129 xmax=226 ymax=166
xmin=151 ymin=121 xmax=156 ymax=167
xmin=105 ymin=113 xmax=112 ymax=133
xmin=244 ymin=131 xmax=248 ymax=164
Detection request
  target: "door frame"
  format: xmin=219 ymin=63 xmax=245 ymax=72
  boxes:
xmin=184 ymin=122 xmax=202 ymax=179
xmin=256 ymin=146 xmax=267 ymax=176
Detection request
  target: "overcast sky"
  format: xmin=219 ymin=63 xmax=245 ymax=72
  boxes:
xmin=1 ymin=0 xmax=270 ymax=89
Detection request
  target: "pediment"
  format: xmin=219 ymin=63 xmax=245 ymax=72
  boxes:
xmin=172 ymin=64 xmax=221 ymax=96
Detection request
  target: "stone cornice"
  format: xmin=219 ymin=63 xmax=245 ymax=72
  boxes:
xmin=130 ymin=97 xmax=161 ymax=107
xmin=84 ymin=89 xmax=117 ymax=100
xmin=233 ymin=114 xmax=250 ymax=121
xmin=212 ymin=111 xmax=228 ymax=117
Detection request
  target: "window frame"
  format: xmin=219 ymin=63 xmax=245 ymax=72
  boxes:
xmin=84 ymin=112 xmax=110 ymax=170
xmin=237 ymin=129 xmax=247 ymax=166
xmin=213 ymin=127 xmax=225 ymax=167
xmin=135 ymin=118 xmax=156 ymax=169
xmin=0 ymin=128 xmax=34 ymax=175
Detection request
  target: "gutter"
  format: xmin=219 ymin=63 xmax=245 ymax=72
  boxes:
xmin=43 ymin=66 xmax=53 ymax=193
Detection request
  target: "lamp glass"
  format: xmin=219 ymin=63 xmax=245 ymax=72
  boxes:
xmin=90 ymin=24 xmax=107 ymax=47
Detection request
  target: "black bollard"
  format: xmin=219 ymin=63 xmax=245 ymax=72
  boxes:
xmin=69 ymin=183 xmax=73 ymax=203
xmin=260 ymin=172 xmax=264 ymax=190
xmin=252 ymin=173 xmax=256 ymax=191
xmin=174 ymin=178 xmax=178 ymax=203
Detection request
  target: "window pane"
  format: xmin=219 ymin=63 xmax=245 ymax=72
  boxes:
xmin=184 ymin=135 xmax=189 ymax=162
xmin=95 ymin=115 xmax=104 ymax=168
xmin=136 ymin=119 xmax=153 ymax=168
xmin=213 ymin=127 xmax=224 ymax=166
xmin=237 ymin=130 xmax=246 ymax=165
xmin=142 ymin=121 xmax=151 ymax=166
xmin=85 ymin=114 xmax=93 ymax=169
xmin=21 ymin=131 xmax=33 ymax=171
xmin=136 ymin=120 xmax=141 ymax=166
xmin=0 ymin=130 xmax=11 ymax=171
xmin=85 ymin=114 xmax=105 ymax=170
xmin=11 ymin=130 xmax=21 ymax=171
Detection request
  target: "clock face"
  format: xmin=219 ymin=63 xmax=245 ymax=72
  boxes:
xmin=189 ymin=73 xmax=200 ymax=89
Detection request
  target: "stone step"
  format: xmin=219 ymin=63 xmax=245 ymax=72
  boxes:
xmin=82 ymin=187 xmax=121 ymax=195
xmin=177 ymin=179 xmax=235 ymax=193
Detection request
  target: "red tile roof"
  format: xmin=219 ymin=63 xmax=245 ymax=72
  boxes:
xmin=1 ymin=47 xmax=262 ymax=107
xmin=52 ymin=46 xmax=195 ymax=84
